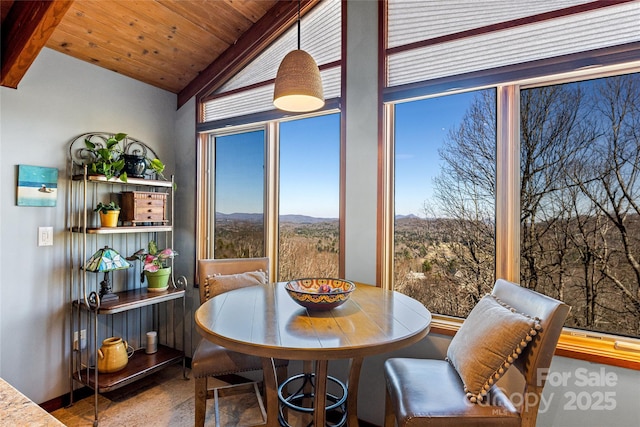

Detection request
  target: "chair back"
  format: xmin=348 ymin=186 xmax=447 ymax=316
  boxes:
xmin=491 ymin=279 xmax=570 ymax=425
xmin=197 ymin=257 xmax=269 ymax=305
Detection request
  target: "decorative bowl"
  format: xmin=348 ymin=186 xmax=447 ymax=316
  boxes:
xmin=285 ymin=278 xmax=356 ymax=311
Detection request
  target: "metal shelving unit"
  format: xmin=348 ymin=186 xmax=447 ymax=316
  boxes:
xmin=67 ymin=133 xmax=186 ymax=426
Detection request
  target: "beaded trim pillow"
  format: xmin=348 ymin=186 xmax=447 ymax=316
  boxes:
xmin=446 ymin=293 xmax=541 ymax=403
xmin=203 ymin=270 xmax=267 ymax=301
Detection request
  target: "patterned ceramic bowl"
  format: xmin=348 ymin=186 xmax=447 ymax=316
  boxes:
xmin=285 ymin=278 xmax=356 ymax=311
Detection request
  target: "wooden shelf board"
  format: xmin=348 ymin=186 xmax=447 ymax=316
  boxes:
xmin=72 ymin=174 xmax=173 ymax=188
xmin=73 ymin=346 xmax=184 ymax=393
xmin=73 ymin=287 xmax=185 ymax=314
xmin=71 ymin=225 xmax=172 ymax=234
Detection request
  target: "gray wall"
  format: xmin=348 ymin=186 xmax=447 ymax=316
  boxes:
xmin=1 ymin=7 xmax=638 ymax=427
xmin=0 ymin=48 xmax=177 ymax=404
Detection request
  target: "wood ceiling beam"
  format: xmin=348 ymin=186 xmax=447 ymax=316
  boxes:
xmin=177 ymin=0 xmax=320 ymax=109
xmin=1 ymin=0 xmax=73 ymax=89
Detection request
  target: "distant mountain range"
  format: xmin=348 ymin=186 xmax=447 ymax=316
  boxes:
xmin=216 ymin=212 xmax=422 ymax=223
xmin=216 ymin=212 xmax=337 ymax=224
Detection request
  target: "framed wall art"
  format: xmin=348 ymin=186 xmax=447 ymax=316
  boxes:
xmin=17 ymin=165 xmax=59 ymax=207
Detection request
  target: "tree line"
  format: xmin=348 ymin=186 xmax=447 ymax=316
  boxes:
xmin=395 ymin=73 xmax=640 ymax=337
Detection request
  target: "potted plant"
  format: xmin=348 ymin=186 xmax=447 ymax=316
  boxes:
xmin=123 ymin=152 xmax=167 ymax=180
xmin=85 ymin=133 xmax=128 ymax=182
xmin=94 ymin=201 xmax=121 ymax=228
xmin=85 ymin=132 xmax=167 ymax=182
xmin=128 ymin=241 xmax=177 ymax=292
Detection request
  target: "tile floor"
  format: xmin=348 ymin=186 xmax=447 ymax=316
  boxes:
xmin=50 ymin=365 xmax=268 ymax=426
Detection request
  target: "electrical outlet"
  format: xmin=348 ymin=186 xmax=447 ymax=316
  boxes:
xmin=73 ymin=329 xmax=87 ymax=350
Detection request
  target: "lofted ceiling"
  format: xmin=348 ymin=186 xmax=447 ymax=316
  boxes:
xmin=1 ymin=0 xmax=319 ymax=108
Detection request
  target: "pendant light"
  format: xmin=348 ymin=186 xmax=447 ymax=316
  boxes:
xmin=273 ymin=0 xmax=324 ymax=112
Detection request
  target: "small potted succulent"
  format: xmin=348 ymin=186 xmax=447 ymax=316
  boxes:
xmin=128 ymin=241 xmax=178 ymax=292
xmin=94 ymin=201 xmax=121 ymax=228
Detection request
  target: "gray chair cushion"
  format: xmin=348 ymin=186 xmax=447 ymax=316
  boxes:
xmin=384 ymin=358 xmax=520 ymax=426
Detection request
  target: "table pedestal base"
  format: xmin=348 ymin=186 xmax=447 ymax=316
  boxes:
xmin=278 ymin=373 xmax=347 ymax=427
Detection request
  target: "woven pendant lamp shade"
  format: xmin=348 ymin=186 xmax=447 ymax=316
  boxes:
xmin=273 ymin=49 xmax=324 ymax=112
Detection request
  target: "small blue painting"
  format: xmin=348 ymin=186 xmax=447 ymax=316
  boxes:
xmin=17 ymin=165 xmax=58 ymax=207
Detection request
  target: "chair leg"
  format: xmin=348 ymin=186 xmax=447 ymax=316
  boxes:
xmin=384 ymin=386 xmax=397 ymax=427
xmin=276 ymin=364 xmax=288 ymax=421
xmin=195 ymin=376 xmax=207 ymax=427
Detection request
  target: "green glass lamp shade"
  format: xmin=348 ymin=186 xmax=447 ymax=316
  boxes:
xmin=84 ymin=246 xmax=131 ymax=303
xmin=85 ymin=246 xmax=131 ymax=272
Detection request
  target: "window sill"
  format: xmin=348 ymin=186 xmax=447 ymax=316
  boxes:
xmin=429 ymin=316 xmax=640 ymax=371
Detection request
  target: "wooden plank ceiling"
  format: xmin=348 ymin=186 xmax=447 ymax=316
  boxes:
xmin=1 ymin=0 xmax=318 ymax=107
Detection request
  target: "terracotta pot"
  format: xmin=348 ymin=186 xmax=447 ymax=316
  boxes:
xmin=99 ymin=210 xmax=120 ymax=227
xmin=97 ymin=337 xmax=130 ymax=373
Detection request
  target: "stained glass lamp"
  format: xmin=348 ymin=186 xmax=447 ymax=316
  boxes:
xmin=84 ymin=246 xmax=131 ymax=303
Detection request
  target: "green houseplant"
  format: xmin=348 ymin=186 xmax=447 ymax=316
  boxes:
xmin=94 ymin=201 xmax=121 ymax=228
xmin=85 ymin=133 xmax=128 ymax=182
xmin=85 ymin=132 xmax=167 ymax=182
xmin=128 ymin=241 xmax=177 ymax=292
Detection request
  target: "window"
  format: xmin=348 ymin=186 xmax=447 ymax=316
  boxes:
xmin=393 ymin=90 xmax=496 ymax=317
xmin=279 ymin=114 xmax=340 ymax=280
xmin=520 ymin=73 xmax=640 ymax=338
xmin=384 ymin=0 xmax=640 ymax=364
xmin=211 ymin=130 xmax=265 ymax=259
xmin=199 ymin=113 xmax=342 ymax=279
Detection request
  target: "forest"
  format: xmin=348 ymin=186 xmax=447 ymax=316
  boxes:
xmin=395 ymin=73 xmax=640 ymax=338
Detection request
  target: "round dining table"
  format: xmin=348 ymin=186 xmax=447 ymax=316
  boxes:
xmin=194 ymin=281 xmax=432 ymax=427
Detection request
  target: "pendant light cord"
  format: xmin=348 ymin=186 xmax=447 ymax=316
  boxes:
xmin=297 ymin=0 xmax=301 ymax=50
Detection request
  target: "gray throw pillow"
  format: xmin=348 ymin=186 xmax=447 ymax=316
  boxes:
xmin=446 ymin=293 xmax=541 ymax=403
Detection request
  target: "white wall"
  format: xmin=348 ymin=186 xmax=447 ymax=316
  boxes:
xmin=0 ymin=48 xmax=176 ymax=404
xmin=173 ymin=97 xmax=197 ymax=356
xmin=344 ymin=0 xmax=379 ymax=285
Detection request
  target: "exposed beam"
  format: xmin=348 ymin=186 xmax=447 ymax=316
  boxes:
xmin=1 ymin=0 xmax=73 ymax=89
xmin=177 ymin=0 xmax=320 ymax=109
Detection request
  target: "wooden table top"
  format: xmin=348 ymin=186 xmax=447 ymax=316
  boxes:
xmin=194 ymin=282 xmax=432 ymax=361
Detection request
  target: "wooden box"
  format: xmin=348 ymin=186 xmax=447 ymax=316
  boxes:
xmin=120 ymin=191 xmax=168 ymax=226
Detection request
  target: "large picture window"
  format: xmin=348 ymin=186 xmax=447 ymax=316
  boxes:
xmin=279 ymin=114 xmax=340 ymax=281
xmin=212 ymin=130 xmax=266 ymax=259
xmin=201 ymin=113 xmax=342 ymax=280
xmin=393 ymin=90 xmax=496 ymax=317
xmin=520 ymin=72 xmax=640 ymax=337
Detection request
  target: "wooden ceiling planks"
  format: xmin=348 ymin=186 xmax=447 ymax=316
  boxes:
xmin=225 ymin=0 xmax=276 ymax=23
xmin=156 ymin=0 xmax=267 ymax=46
xmin=43 ymin=0 xmax=279 ymax=94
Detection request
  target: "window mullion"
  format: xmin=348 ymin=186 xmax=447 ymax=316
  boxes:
xmin=265 ymin=122 xmax=279 ymax=280
xmin=495 ymin=85 xmax=520 ymax=282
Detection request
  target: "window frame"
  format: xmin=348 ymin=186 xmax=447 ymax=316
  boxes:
xmin=196 ymin=109 xmax=344 ymax=284
xmin=383 ymin=61 xmax=640 ymax=370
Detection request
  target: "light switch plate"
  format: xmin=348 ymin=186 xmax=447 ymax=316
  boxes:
xmin=38 ymin=227 xmax=53 ymax=246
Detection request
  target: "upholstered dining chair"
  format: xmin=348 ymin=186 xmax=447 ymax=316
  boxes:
xmin=384 ymin=279 xmax=570 ymax=427
xmin=193 ymin=257 xmax=289 ymax=427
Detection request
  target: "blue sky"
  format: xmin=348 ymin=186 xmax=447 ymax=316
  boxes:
xmin=215 ymin=114 xmax=340 ymax=218
xmin=216 ymin=93 xmax=476 ymax=218
xmin=394 ymin=91 xmax=477 ymax=216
